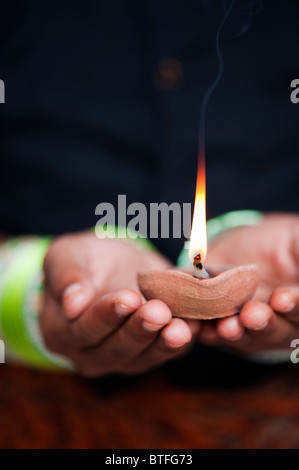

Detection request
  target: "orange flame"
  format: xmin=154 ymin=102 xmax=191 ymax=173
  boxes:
xmin=189 ymin=152 xmax=207 ymax=262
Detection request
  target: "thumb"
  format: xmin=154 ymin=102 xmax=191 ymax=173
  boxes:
xmin=62 ymin=280 xmax=96 ymax=320
xmin=43 ymin=236 xmax=97 ymax=320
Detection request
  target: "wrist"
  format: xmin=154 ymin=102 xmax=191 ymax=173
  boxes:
xmin=0 ymin=236 xmax=73 ymax=370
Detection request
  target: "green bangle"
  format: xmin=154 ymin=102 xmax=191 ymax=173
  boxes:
xmin=207 ymin=210 xmax=263 ymax=241
xmin=0 ymin=237 xmax=72 ymax=370
xmin=177 ymin=210 xmax=263 ymax=268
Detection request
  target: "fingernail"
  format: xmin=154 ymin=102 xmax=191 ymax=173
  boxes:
xmin=114 ymin=301 xmax=133 ymax=316
xmin=64 ymin=283 xmax=83 ymax=298
xmin=159 ymin=337 xmax=183 ymax=349
xmin=252 ymin=320 xmax=269 ymax=331
xmin=63 ymin=283 xmax=88 ymax=318
xmin=142 ymin=320 xmax=164 ymax=332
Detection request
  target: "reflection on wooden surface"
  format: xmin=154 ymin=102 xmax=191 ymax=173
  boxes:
xmin=0 ymin=346 xmax=298 ymax=449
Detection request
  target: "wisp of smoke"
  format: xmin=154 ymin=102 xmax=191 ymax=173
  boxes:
xmin=198 ymin=0 xmax=263 ymax=161
xmin=200 ymin=0 xmax=263 ymax=36
xmin=198 ymin=0 xmax=236 ymax=160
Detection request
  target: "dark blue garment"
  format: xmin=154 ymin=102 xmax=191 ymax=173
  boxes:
xmin=0 ymin=0 xmax=298 ymax=262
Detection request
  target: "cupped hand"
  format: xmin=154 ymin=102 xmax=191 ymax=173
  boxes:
xmin=198 ymin=213 xmax=299 ymax=355
xmin=41 ymin=232 xmax=199 ymax=377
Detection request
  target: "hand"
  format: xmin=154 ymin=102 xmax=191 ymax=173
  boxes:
xmin=41 ymin=231 xmax=199 ymax=377
xmin=198 ymin=213 xmax=299 ymax=355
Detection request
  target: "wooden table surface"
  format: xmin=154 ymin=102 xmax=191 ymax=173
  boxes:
xmin=0 ymin=346 xmax=298 ymax=449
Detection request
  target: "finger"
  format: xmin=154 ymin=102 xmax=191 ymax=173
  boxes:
xmin=161 ymin=317 xmax=198 ymax=348
xmin=270 ymin=286 xmax=299 ymax=322
xmin=43 ymin=236 xmax=88 ymax=297
xmin=239 ymin=300 xmax=293 ymax=345
xmin=83 ymin=299 xmax=172 ymax=361
xmin=216 ymin=315 xmax=244 ymax=341
xmin=70 ymin=289 xmax=142 ymax=348
xmin=123 ymin=318 xmax=199 ymax=375
xmin=63 ymin=281 xmax=97 ymax=319
xmin=239 ymin=301 xmax=273 ymax=331
xmin=44 ymin=236 xmax=98 ymax=319
xmin=75 ymin=300 xmax=173 ymax=376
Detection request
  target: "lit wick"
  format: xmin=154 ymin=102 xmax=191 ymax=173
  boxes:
xmin=189 ymin=149 xmax=209 ymax=278
xmin=193 ymin=253 xmax=209 ymax=279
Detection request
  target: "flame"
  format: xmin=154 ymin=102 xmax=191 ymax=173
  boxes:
xmin=189 ymin=153 xmax=207 ymax=262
